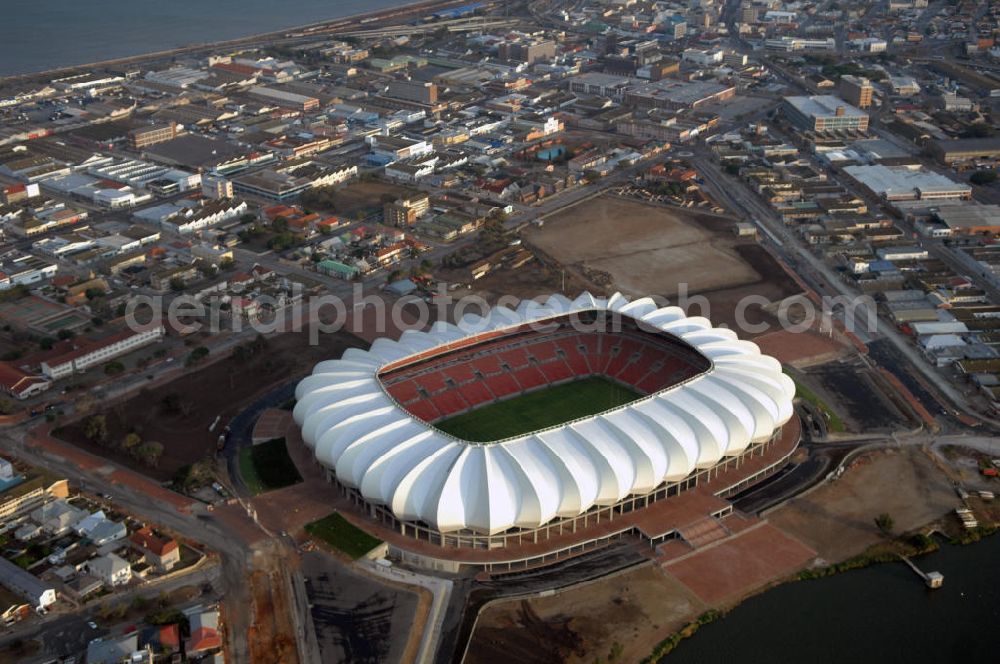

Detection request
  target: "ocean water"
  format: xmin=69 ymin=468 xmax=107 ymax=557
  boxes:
xmin=0 ymin=0 xmax=417 ymax=77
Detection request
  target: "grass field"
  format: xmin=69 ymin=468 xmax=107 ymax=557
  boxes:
xmin=793 ymin=380 xmax=846 ymax=433
xmin=435 ymin=376 xmax=641 ymax=442
xmin=305 ymin=512 xmax=383 ymax=559
xmin=238 ymin=437 xmax=303 ymax=495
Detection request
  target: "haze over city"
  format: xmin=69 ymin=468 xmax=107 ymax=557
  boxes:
xmin=0 ymin=0 xmax=998 ymax=663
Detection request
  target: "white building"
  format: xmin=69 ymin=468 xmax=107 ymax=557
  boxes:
xmin=40 ymin=325 xmax=165 ymax=380
xmin=161 ymin=199 xmax=248 ymax=235
xmin=0 ymin=557 xmax=57 ymax=610
xmin=682 ymin=48 xmax=724 ymax=66
xmin=87 ymin=553 xmax=132 ymax=587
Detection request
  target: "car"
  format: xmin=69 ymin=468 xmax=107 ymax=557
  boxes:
xmin=87 ymin=621 xmax=97 ymax=630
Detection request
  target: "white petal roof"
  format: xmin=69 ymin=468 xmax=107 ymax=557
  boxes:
xmin=293 ymin=292 xmax=795 ymax=535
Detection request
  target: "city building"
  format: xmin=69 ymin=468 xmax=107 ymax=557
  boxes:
xmin=247 ymin=86 xmax=320 ymax=112
xmin=781 ymin=96 xmax=869 ymax=134
xmin=383 ymin=196 xmax=431 ymax=226
xmin=0 ymin=557 xmax=56 ymax=611
xmin=843 ymin=164 xmax=973 ymax=202
xmin=498 ymin=39 xmax=556 ymax=64
xmin=129 ymin=526 xmax=181 ymax=572
xmin=0 ymin=362 xmax=50 ymax=400
xmin=87 ymin=552 xmax=132 ymax=587
xmin=839 ymin=76 xmax=873 ymax=110
xmin=623 ymin=80 xmax=736 ymax=110
xmin=0 ymin=475 xmax=69 ymax=523
xmin=128 ymin=122 xmax=178 ymax=149
xmin=39 ymin=325 xmax=165 ymax=380
xmin=201 ymin=174 xmax=233 ymax=199
xmin=386 ymin=80 xmax=438 ymax=105
xmin=928 ymin=137 xmax=1000 ymax=166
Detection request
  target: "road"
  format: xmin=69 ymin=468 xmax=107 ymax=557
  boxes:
xmin=0 ymin=423 xmax=258 ymax=663
xmin=689 ymin=149 xmax=1000 ymax=429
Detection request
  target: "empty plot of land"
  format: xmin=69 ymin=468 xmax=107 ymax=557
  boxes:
xmin=57 ymin=330 xmax=363 ymax=480
xmin=527 ymin=197 xmax=759 ymax=298
xmin=468 ymin=565 xmax=707 ymax=664
xmin=769 ymin=448 xmax=956 ymax=562
xmin=663 ymin=523 xmax=816 ymax=606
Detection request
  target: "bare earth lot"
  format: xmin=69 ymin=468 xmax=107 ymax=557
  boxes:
xmin=57 ymin=330 xmax=363 ymax=480
xmin=769 ymin=448 xmax=956 ymax=562
xmin=524 ymin=196 xmax=801 ymax=333
xmin=468 ymin=565 xmax=707 ymax=664
xmin=527 ymin=196 xmax=758 ymax=297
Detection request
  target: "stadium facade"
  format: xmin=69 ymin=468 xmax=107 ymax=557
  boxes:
xmin=294 ymin=293 xmax=799 ymax=569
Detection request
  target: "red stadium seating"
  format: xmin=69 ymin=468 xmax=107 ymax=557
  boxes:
xmin=378 ymin=325 xmax=710 ymax=424
xmin=513 ymin=366 xmax=547 ymax=391
xmin=461 ymin=380 xmax=495 ymax=407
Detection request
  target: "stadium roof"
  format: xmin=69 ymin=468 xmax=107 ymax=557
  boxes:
xmin=294 ymin=293 xmax=795 ymax=535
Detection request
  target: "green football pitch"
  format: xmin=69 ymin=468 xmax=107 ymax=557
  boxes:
xmin=434 ymin=376 xmax=642 ymax=442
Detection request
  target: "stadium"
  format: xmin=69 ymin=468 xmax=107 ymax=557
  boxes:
xmin=293 ymin=292 xmax=800 ymax=571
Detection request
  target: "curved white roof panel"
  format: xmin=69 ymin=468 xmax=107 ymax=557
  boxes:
xmin=294 ymin=292 xmax=795 ymax=535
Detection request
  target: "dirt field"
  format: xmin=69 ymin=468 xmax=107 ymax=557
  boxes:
xmin=325 ymin=180 xmax=421 ymax=218
xmin=769 ymin=448 xmax=957 ymax=562
xmin=523 ymin=197 xmax=801 ymax=334
xmin=56 ymin=330 xmax=364 ymax=480
xmin=248 ymin=561 xmax=299 ymax=664
xmin=526 ymin=196 xmax=758 ymax=298
xmin=468 ymin=565 xmax=707 ymax=664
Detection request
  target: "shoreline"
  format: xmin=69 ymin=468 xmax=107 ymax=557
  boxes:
xmin=0 ymin=0 xmax=469 ymax=85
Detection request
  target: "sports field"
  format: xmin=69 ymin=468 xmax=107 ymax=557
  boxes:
xmin=435 ymin=376 xmax=641 ymax=442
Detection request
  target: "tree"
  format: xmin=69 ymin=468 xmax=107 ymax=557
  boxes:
xmin=0 ymin=399 xmax=14 ymax=415
xmin=122 ymin=432 xmax=142 ymax=453
xmin=239 ymin=213 xmax=257 ymax=224
xmin=271 ymin=216 xmax=289 ymax=232
xmin=874 ymin=512 xmax=894 ymax=536
xmin=970 ymin=170 xmax=998 ymax=186
xmin=186 ymin=346 xmax=209 ymax=367
xmin=104 ymin=361 xmax=125 ymax=376
xmin=136 ymin=441 xmax=164 ymax=467
xmin=169 ymin=277 xmax=186 ymax=292
xmin=219 ymin=257 xmax=235 ymax=271
xmin=962 ymin=122 xmax=993 ymax=139
xmin=83 ymin=415 xmax=108 ymax=444
xmin=57 ymin=329 xmax=74 ymax=341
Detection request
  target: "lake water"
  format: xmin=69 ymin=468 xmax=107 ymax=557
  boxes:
xmin=663 ymin=534 xmax=1000 ymax=663
xmin=0 ymin=0 xmax=417 ymax=76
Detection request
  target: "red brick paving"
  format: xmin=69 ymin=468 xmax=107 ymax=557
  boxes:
xmin=663 ymin=522 xmax=816 ymax=606
xmin=264 ymin=417 xmax=803 ymax=566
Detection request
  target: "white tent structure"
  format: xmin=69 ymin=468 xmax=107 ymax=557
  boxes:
xmin=294 ymin=292 xmax=795 ymax=535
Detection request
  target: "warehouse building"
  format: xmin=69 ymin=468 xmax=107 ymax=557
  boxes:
xmin=928 ymin=137 xmax=1000 ymax=166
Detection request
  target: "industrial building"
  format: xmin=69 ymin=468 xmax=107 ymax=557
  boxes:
xmin=623 ymin=80 xmax=736 ymax=110
xmin=928 ymin=137 xmax=1000 ymax=166
xmin=843 ymin=164 xmax=972 ymax=202
xmin=781 ymin=96 xmax=869 ymax=134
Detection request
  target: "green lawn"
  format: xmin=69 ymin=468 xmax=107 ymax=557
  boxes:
xmin=435 ymin=376 xmax=641 ymax=442
xmin=237 ymin=437 xmax=302 ymax=495
xmin=305 ymin=512 xmax=383 ymax=559
xmin=793 ymin=380 xmax=846 ymax=433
